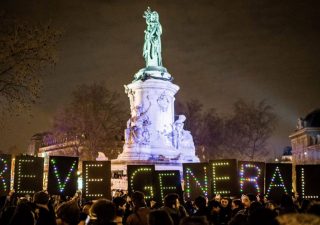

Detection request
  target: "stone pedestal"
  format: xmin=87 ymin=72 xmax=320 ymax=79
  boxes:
xmin=114 ymin=68 xmax=199 ymax=165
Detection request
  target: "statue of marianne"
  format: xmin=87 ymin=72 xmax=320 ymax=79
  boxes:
xmin=143 ymin=7 xmax=163 ymax=67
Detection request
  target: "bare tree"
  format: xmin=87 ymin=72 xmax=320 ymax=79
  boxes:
xmin=0 ymin=14 xmax=60 ymax=116
xmin=176 ymin=99 xmax=277 ymax=161
xmin=223 ymin=99 xmax=277 ymax=160
xmin=197 ymin=108 xmax=224 ymax=160
xmin=52 ymin=83 xmax=128 ymax=160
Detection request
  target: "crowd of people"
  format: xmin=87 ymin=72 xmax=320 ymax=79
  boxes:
xmin=0 ymin=190 xmax=320 ymax=225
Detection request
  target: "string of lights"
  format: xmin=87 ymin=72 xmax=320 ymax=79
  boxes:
xmin=265 ymin=166 xmax=288 ymax=198
xmin=130 ymin=167 xmax=154 ymax=199
xmin=50 ymin=159 xmax=77 ymax=193
xmin=16 ymin=159 xmax=37 ymax=194
xmin=158 ymin=172 xmax=176 ymax=202
xmin=84 ymin=163 xmax=104 ymax=198
xmin=185 ymin=167 xmax=208 ymax=198
xmin=300 ymin=167 xmax=319 ymax=199
xmin=0 ymin=158 xmax=8 ymax=193
xmin=211 ymin=162 xmax=231 ymax=195
xmin=239 ymin=163 xmax=261 ymax=195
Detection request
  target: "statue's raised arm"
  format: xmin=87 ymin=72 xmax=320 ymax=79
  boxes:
xmin=143 ymin=7 xmax=163 ymax=67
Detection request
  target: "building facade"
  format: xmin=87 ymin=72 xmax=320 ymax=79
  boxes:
xmin=289 ymin=109 xmax=320 ymax=192
xmin=289 ymin=109 xmax=320 ymax=164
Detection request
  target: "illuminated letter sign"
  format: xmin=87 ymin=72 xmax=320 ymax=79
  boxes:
xmin=296 ymin=165 xmax=320 ymax=199
xmin=127 ymin=165 xmax=156 ymax=200
xmin=48 ymin=156 xmax=78 ymax=196
xmin=239 ymin=161 xmax=265 ymax=195
xmin=156 ymin=170 xmax=182 ymax=202
xmin=14 ymin=156 xmax=44 ymax=195
xmin=265 ymin=163 xmax=291 ymax=201
xmin=183 ymin=163 xmax=210 ymax=199
xmin=82 ymin=161 xmax=111 ymax=199
xmin=0 ymin=154 xmax=11 ymax=196
xmin=209 ymin=159 xmax=238 ymax=196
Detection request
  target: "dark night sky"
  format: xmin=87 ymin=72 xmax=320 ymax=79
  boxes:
xmin=1 ymin=0 xmax=320 ymax=157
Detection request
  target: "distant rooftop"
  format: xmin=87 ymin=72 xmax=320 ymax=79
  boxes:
xmin=304 ymin=108 xmax=320 ymax=128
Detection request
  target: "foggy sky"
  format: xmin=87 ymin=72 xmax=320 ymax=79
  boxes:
xmin=1 ymin=0 xmax=320 ymax=157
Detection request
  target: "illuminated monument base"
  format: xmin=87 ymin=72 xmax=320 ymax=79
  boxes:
xmin=112 ymin=68 xmax=199 ymax=174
